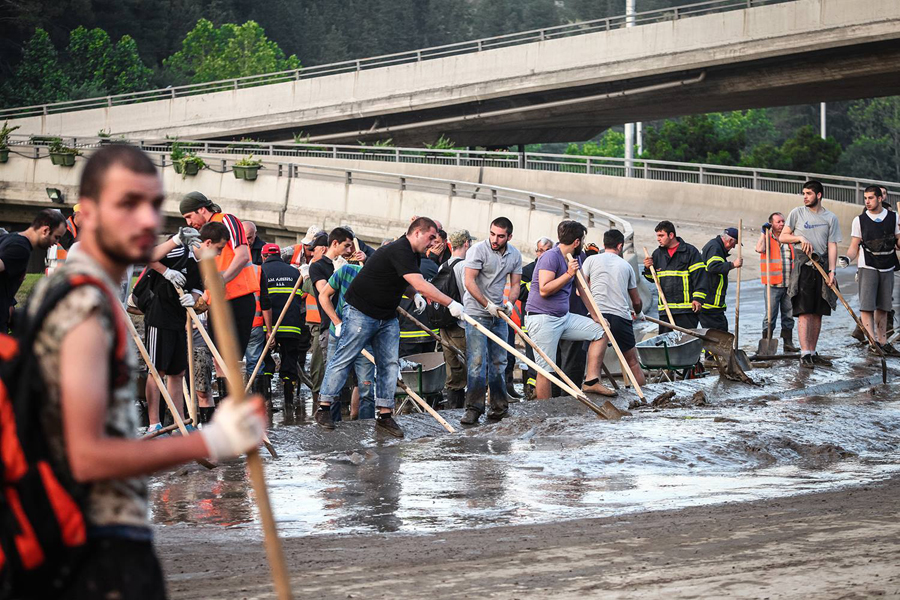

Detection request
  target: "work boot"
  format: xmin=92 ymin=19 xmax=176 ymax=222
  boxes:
xmin=375 ymin=412 xmax=404 ymax=438
xmin=315 ymin=404 xmax=335 ymax=430
xmin=506 ymin=375 xmax=522 ymax=399
xmin=215 ymin=377 xmax=228 ymax=404
xmin=283 ymin=379 xmax=294 ymax=407
xmin=851 ymin=325 xmax=866 ymax=343
xmin=811 ymin=353 xmax=832 ymax=367
xmin=781 ymin=330 xmax=799 ymax=353
xmin=198 ymin=406 xmax=215 ymax=424
xmin=446 ymin=388 xmax=465 ymax=410
xmin=881 ymin=342 xmax=900 ymax=357
xmin=582 ymin=380 xmax=617 ymax=397
xmin=486 ymin=407 xmax=509 ymax=422
xmin=800 ymin=354 xmax=815 ymax=369
xmin=460 ymin=408 xmax=481 ymax=425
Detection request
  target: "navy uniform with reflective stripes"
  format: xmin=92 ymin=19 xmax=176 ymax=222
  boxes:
xmin=698 ymin=235 xmax=734 ymax=332
xmin=261 ymin=253 xmax=305 ymax=383
xmin=642 ymin=237 xmax=708 ymax=332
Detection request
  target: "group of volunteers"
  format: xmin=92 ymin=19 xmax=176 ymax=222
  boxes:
xmin=0 ymin=139 xmax=895 ymax=600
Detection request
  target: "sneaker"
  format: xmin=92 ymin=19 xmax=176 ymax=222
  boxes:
xmin=881 ymin=343 xmax=900 ymax=357
xmin=375 ymin=414 xmax=404 ymax=438
xmin=184 ymin=424 xmax=197 ymax=433
xmin=582 ymin=381 xmax=617 ymax=397
xmin=811 ymin=353 xmax=832 ymax=367
xmin=486 ymin=408 xmax=509 ymax=422
xmin=315 ymin=405 xmax=335 ymax=430
xmin=460 ymin=408 xmax=481 ymax=425
xmin=800 ymin=354 xmax=815 ymax=369
xmin=148 ymin=423 xmax=164 ymax=436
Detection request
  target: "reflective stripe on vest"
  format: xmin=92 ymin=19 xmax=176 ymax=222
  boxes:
xmin=211 ymin=213 xmax=261 ymax=300
xmin=760 ymin=238 xmax=793 ymax=285
xmin=305 ymin=293 xmax=321 ymax=324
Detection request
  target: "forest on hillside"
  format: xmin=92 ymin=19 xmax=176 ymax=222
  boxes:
xmin=0 ymin=0 xmax=896 ymax=182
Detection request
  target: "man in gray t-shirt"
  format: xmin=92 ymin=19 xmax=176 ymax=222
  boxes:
xmin=460 ymin=217 xmax=522 ymax=425
xmin=781 ymin=180 xmax=843 ymax=368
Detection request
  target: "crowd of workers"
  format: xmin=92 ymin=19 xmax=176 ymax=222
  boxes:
xmin=0 ymin=144 xmax=897 ymax=598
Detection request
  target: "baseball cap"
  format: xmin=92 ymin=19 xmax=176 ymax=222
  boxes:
xmin=311 ymin=232 xmax=329 ymax=248
xmin=724 ymin=227 xmax=742 ymax=242
xmin=179 ymin=191 xmax=220 ymax=215
xmin=262 ymin=243 xmax=280 ymax=255
xmin=300 ymin=225 xmax=324 ymax=245
xmin=448 ymin=229 xmax=475 ymax=248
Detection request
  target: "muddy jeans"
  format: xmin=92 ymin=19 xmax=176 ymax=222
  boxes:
xmin=465 ymin=315 xmax=508 ymax=415
xmin=308 ymin=323 xmax=328 ymax=393
xmin=329 ymin=331 xmax=376 ymax=419
xmin=763 ymin=286 xmax=794 ymax=335
xmin=320 ymin=305 xmax=399 ymax=410
xmin=244 ymin=325 xmax=266 ymax=378
xmin=441 ymin=325 xmax=467 ymax=391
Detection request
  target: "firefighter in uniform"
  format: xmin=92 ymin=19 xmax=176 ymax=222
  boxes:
xmin=642 ymin=221 xmax=708 ymax=332
xmin=260 ymin=243 xmax=306 ymax=407
xmin=699 ymin=227 xmax=743 ymax=332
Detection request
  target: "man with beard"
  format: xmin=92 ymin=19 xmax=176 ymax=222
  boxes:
xmin=28 ymin=144 xmax=264 ymax=598
xmin=780 ymin=180 xmax=842 ymax=368
xmin=460 ymin=217 xmax=522 ymax=425
xmin=642 ymin=221 xmax=706 ymax=332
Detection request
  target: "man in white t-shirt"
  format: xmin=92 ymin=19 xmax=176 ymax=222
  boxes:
xmin=582 ymin=229 xmax=646 ymax=387
xmin=845 ymin=185 xmax=900 ymax=353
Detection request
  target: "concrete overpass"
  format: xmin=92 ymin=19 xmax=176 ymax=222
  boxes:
xmin=2 ymin=0 xmax=899 ymax=147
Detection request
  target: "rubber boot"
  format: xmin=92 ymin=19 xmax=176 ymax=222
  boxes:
xmin=781 ymin=329 xmax=799 ymax=353
xmin=283 ymin=378 xmax=294 ymax=407
xmin=506 ymin=374 xmax=522 ymax=399
xmin=215 ymin=377 xmax=228 ymax=405
xmin=198 ymin=406 xmax=215 ymax=424
xmin=446 ymin=388 xmax=465 ymax=409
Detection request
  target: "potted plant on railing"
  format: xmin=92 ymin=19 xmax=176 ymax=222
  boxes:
xmin=233 ymin=155 xmax=262 ymax=180
xmin=49 ymin=138 xmax=81 ymax=167
xmin=0 ymin=121 xmax=20 ymax=163
xmin=171 ymin=140 xmax=206 ymax=177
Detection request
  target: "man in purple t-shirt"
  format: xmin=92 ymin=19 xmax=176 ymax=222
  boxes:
xmin=524 ymin=220 xmax=612 ymax=400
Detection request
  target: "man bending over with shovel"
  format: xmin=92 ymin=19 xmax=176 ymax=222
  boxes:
xmin=779 ymin=180 xmax=842 ymax=369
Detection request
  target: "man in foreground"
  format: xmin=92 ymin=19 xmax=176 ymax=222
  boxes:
xmin=780 ymin=180 xmax=842 ymax=368
xmin=642 ymin=221 xmax=707 ymax=332
xmin=315 ymin=217 xmax=465 ymax=437
xmin=31 ymin=144 xmax=264 ymax=597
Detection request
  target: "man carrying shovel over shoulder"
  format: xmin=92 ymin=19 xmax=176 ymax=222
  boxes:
xmin=780 ymin=180 xmax=842 ymax=369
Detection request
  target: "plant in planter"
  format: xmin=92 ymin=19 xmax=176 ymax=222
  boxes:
xmin=49 ymin=139 xmax=81 ymax=167
xmin=170 ymin=140 xmax=206 ymax=177
xmin=0 ymin=121 xmax=20 ymax=163
xmin=233 ymin=155 xmax=263 ymax=180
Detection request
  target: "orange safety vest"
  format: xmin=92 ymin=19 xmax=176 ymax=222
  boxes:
xmin=305 ymin=292 xmax=321 ymax=324
xmin=290 ymin=244 xmax=304 ymax=266
xmin=502 ymin=282 xmax=524 ymax=329
xmin=56 ymin=217 xmax=79 ymax=262
xmin=250 ymin=265 xmax=264 ymax=327
xmin=211 ymin=213 xmax=260 ymax=300
xmin=760 ymin=236 xmax=795 ymax=286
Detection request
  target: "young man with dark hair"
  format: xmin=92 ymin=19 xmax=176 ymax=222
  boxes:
xmin=780 ymin=180 xmax=843 ymax=368
xmin=459 ymin=216 xmax=522 ymax=425
xmin=525 ymin=220 xmax=611 ymax=400
xmin=845 ymin=185 xmax=900 ymax=354
xmin=755 ymin=212 xmax=798 ymax=352
xmin=642 ymin=220 xmax=707 ymax=332
xmin=0 ymin=207 xmax=66 ymax=332
xmin=583 ymin=229 xmax=645 ymax=387
xmin=699 ymin=227 xmax=743 ymax=333
xmin=315 ymin=216 xmax=465 ymax=436
xmin=179 ymin=191 xmax=259 ymax=357
xmin=30 ymin=144 xmax=264 ymax=598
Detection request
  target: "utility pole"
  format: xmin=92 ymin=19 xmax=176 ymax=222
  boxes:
xmin=820 ymin=102 xmax=827 ymax=140
xmin=624 ymin=0 xmax=636 ymax=177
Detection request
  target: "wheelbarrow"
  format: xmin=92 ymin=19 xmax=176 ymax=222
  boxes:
xmin=636 ymin=331 xmax=704 ymax=383
xmin=398 ymin=352 xmax=447 ymax=412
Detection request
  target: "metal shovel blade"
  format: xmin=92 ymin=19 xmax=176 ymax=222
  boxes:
xmin=756 ymin=336 xmax=779 ymax=357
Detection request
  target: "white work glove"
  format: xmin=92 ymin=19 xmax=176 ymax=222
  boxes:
xmin=171 ymin=227 xmax=201 ymax=250
xmin=448 ymin=300 xmax=465 ymax=318
xmin=486 ymin=301 xmax=501 ymax=318
xmin=179 ymin=293 xmax=196 ymax=308
xmin=200 ymin=397 xmax=266 ymax=461
xmin=299 ymin=264 xmax=310 ymax=279
xmin=334 ymin=322 xmax=342 ymax=338
xmin=503 ymin=300 xmax=515 ymax=316
xmin=836 ymin=255 xmax=850 ymax=269
xmin=413 ymin=293 xmax=427 ymax=314
xmin=162 ymin=268 xmax=186 ymax=288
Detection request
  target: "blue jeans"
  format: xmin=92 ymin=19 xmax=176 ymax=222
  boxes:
xmin=329 ymin=332 xmax=376 ymax=420
xmin=465 ymin=315 xmax=508 ymax=414
xmin=244 ymin=326 xmax=266 ymax=378
xmin=763 ymin=286 xmax=794 ymax=335
xmin=320 ymin=305 xmax=399 ymax=411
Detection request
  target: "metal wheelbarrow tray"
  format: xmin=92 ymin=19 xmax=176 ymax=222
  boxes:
xmin=400 ymin=351 xmax=447 ymax=396
xmin=636 ymin=332 xmax=703 ymax=371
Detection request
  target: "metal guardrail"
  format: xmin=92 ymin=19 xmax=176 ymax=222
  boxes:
xmin=9 ymin=134 xmax=897 ymax=207
xmin=3 ymin=141 xmax=635 ymax=253
xmin=0 ymin=0 xmax=794 ymax=120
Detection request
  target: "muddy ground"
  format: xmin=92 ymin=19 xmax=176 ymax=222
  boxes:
xmin=157 ymin=475 xmax=900 ymax=599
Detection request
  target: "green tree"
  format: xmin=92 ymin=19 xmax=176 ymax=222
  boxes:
xmin=2 ymin=28 xmax=70 ymax=107
xmin=565 ymin=129 xmax=627 ymax=158
xmin=838 ymin=97 xmax=900 ymax=182
xmin=163 ymin=19 xmax=300 ymax=84
xmin=642 ymin=114 xmax=745 ymax=165
xmin=779 ymin=125 xmax=842 ymax=174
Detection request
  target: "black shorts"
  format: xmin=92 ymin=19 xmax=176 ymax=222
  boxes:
xmin=791 ymin=264 xmax=832 ymax=317
xmin=146 ymin=325 xmax=187 ymax=374
xmin=62 ymin=537 xmax=166 ymax=600
xmin=603 ymin=313 xmax=637 ymax=352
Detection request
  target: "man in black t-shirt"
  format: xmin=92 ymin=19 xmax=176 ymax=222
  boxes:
xmin=0 ymin=208 xmax=66 ymax=332
xmin=316 ymin=217 xmax=466 ymax=437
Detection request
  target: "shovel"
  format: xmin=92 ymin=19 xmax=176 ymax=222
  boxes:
xmin=643 ymin=315 xmax=755 ymax=384
xmin=732 ymin=220 xmax=754 ymax=372
xmin=756 ymin=229 xmax=780 ymax=356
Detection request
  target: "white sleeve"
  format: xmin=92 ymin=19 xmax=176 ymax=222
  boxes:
xmin=850 ymin=216 xmax=860 ymax=239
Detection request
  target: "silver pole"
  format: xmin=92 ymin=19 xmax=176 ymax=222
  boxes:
xmin=625 ymin=0 xmax=636 ymax=176
xmin=820 ymin=102 xmax=826 ymax=140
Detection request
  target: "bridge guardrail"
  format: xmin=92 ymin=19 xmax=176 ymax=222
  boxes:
xmin=8 ymin=134 xmax=897 ymax=207
xmin=2 ymin=141 xmax=635 ymax=254
xmin=0 ymin=0 xmax=794 ymax=120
